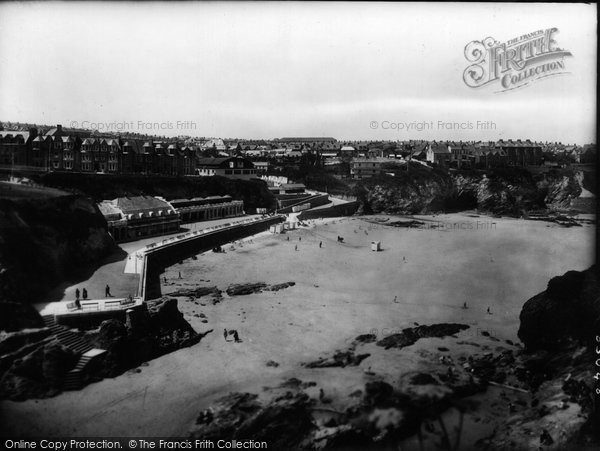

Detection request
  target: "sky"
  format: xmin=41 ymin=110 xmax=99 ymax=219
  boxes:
xmin=0 ymin=2 xmax=596 ymax=143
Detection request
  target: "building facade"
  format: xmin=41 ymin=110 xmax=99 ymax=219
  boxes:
xmin=196 ymin=156 xmax=258 ymax=179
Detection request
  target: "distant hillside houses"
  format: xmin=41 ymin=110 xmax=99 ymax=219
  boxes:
xmin=0 ymin=121 xmax=593 ymax=177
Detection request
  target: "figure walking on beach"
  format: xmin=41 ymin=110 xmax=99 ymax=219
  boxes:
xmin=319 ymin=241 xmax=322 ymax=248
xmin=82 ymin=288 xmax=88 ymax=300
xmin=487 ymin=307 xmax=492 ymax=314
xmin=295 ymin=245 xmax=298 ymax=251
xmin=223 ymin=328 xmax=229 ymax=342
xmin=463 ymin=302 xmax=468 ymax=309
xmin=75 ymin=288 xmax=80 ymax=301
xmin=105 ymin=284 xmax=112 ymax=297
xmin=393 ymin=296 xmax=398 ymax=303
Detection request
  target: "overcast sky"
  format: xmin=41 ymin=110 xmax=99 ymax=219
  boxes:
xmin=0 ymin=2 xmax=596 ymax=143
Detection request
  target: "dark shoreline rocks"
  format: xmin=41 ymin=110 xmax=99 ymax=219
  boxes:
xmin=376 ymin=323 xmax=469 ymax=350
xmin=518 ymin=265 xmax=599 ymax=351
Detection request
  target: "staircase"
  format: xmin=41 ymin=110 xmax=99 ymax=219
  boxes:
xmin=63 ymin=354 xmax=94 ymax=391
xmin=42 ymin=315 xmax=102 ymax=391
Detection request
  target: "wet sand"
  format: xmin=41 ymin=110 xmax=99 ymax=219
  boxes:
xmin=1 ymin=212 xmax=594 ymax=442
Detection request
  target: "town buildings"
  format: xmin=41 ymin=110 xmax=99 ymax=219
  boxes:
xmin=195 ymin=156 xmax=258 ymax=179
xmin=98 ymin=195 xmax=246 ymax=242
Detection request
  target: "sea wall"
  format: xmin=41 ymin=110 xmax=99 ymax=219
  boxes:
xmin=297 ymin=201 xmax=360 ymax=220
xmin=140 ymin=216 xmax=285 ymax=300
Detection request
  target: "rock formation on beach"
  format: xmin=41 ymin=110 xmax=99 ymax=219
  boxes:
xmin=0 ymin=297 xmax=207 ymax=400
xmin=518 ymin=265 xmax=599 ymax=350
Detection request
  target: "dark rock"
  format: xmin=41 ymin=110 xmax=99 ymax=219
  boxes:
xmin=264 ymin=282 xmax=295 ymax=292
xmin=305 ymin=350 xmax=370 ymax=368
xmin=0 ymin=340 xmax=78 ymax=400
xmin=167 ymin=286 xmax=221 ymax=298
xmin=518 ymin=266 xmax=599 ymax=350
xmin=0 ymin=303 xmax=44 ymax=332
xmin=377 ymin=323 xmax=469 ymax=350
xmin=353 ymin=334 xmax=377 ymax=344
xmin=0 ymin=328 xmax=51 ymax=356
xmin=265 ymin=360 xmax=279 ymax=367
xmin=226 ymin=283 xmax=268 ymax=296
xmin=190 ymin=391 xmax=314 ymax=450
xmin=410 ymin=373 xmax=439 ymax=385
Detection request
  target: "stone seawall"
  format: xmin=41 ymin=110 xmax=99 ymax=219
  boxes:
xmin=297 ymin=201 xmax=360 ymax=220
xmin=140 ymin=216 xmax=285 ymax=301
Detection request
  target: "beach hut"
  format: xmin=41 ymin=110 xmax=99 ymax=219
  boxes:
xmin=371 ymin=241 xmax=381 ymax=251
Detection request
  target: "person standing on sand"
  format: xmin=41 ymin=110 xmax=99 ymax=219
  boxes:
xmin=487 ymin=307 xmax=492 ymax=314
xmin=82 ymin=288 xmax=88 ymax=300
xmin=393 ymin=296 xmax=398 ymax=303
xmin=319 ymin=241 xmax=322 ymax=248
xmin=75 ymin=288 xmax=80 ymax=301
xmin=105 ymin=284 xmax=112 ymax=297
xmin=223 ymin=328 xmax=229 ymax=342
xmin=463 ymin=302 xmax=468 ymax=309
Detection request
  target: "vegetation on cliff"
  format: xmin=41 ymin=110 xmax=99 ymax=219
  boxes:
xmin=34 ymin=172 xmax=276 ymax=211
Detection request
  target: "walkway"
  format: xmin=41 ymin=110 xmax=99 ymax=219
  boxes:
xmin=36 ymin=215 xmax=260 ymax=313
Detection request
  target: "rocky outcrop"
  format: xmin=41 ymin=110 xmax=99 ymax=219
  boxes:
xmin=518 ymin=266 xmax=599 ymax=351
xmin=353 ymin=167 xmax=587 ymax=217
xmin=225 ymin=282 xmax=296 ymax=296
xmin=191 ymin=391 xmax=315 ymax=450
xmin=0 ymin=340 xmax=78 ymax=400
xmin=0 ymin=302 xmax=43 ymax=332
xmin=0 ymin=193 xmax=116 ymax=307
xmin=0 ymin=298 xmax=207 ymax=400
xmin=376 ymin=323 xmax=469 ymax=350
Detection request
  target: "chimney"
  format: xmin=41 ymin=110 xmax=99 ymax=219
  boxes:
xmin=56 ymin=124 xmax=63 ymax=133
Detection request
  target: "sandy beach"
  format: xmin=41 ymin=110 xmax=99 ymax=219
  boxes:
xmin=0 ymin=212 xmax=594 ymax=444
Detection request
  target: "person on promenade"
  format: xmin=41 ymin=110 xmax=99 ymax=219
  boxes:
xmin=105 ymin=284 xmax=112 ymax=297
xmin=82 ymin=288 xmax=88 ymax=300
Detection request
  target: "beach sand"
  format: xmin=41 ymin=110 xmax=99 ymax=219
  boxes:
xmin=1 ymin=212 xmax=594 ymax=443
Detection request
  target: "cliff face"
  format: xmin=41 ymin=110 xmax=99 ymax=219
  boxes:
xmin=353 ymin=167 xmax=585 ymax=216
xmin=0 ymin=194 xmax=116 ymax=307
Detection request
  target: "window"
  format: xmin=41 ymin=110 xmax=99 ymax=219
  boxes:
xmin=225 ymin=170 xmax=232 ymax=174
